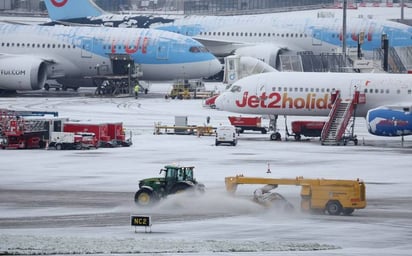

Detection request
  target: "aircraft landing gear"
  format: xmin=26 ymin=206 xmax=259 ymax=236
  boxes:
xmin=268 ymin=115 xmax=282 ymax=141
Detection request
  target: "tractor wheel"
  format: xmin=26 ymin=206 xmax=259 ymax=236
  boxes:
xmin=326 ymin=201 xmax=343 ymax=215
xmin=171 ymin=183 xmax=192 ymax=194
xmin=134 ymin=189 xmax=156 ymax=206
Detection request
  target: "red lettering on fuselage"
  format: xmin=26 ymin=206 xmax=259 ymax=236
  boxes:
xmin=235 ymin=92 xmax=331 ymax=110
xmin=111 ymin=37 xmax=149 ymax=54
xmin=51 ymin=0 xmax=68 ymax=7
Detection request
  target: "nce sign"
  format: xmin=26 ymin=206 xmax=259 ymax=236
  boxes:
xmin=131 ymin=215 xmax=151 ymax=227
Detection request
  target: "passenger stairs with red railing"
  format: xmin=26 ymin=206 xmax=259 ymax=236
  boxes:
xmin=321 ymin=90 xmax=365 ymax=146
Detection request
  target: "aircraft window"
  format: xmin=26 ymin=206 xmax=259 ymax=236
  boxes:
xmin=189 ymin=46 xmax=201 ymax=53
xmin=364 ymin=88 xmax=368 ymax=93
xmin=277 ymin=33 xmax=280 ymax=37
xmin=305 ymin=88 xmax=308 ymax=92
xmin=263 ymin=33 xmax=266 ymax=36
xmin=11 ymin=43 xmax=14 ymax=47
xmin=42 ymin=44 xmax=45 ymax=48
xmin=281 ymin=34 xmax=284 ymax=37
xmin=283 ymin=87 xmax=287 ymax=92
xmin=57 ymin=44 xmax=60 ymax=48
xmin=321 ymin=88 xmax=325 ymax=92
xmin=289 ymin=87 xmax=293 ymax=92
xmin=369 ymin=89 xmax=373 ymax=93
xmin=236 ymin=32 xmax=239 ymax=36
xmin=222 ymin=32 xmax=225 ymax=36
xmin=258 ymin=33 xmax=261 ymax=37
xmin=286 ymin=33 xmax=289 ymax=37
xmin=295 ymin=33 xmax=298 ymax=37
xmin=52 ymin=44 xmax=56 ymax=48
xmin=310 ymin=88 xmax=314 ymax=92
xmin=375 ymin=89 xmax=379 ymax=93
xmin=397 ymin=89 xmax=401 ymax=94
xmin=37 ymin=43 xmax=40 ymax=48
xmin=300 ymin=34 xmax=303 ymax=38
xmin=231 ymin=32 xmax=234 ymax=36
xmin=300 ymin=88 xmax=303 ymax=92
xmin=68 ymin=45 xmax=71 ymax=48
xmin=291 ymin=34 xmax=293 ymax=38
xmin=47 ymin=44 xmax=51 ymax=48
xmin=230 ymin=85 xmax=241 ymax=93
xmin=254 ymin=33 xmax=257 ymax=36
xmin=326 ymin=88 xmax=330 ymax=92
xmin=315 ymin=88 xmax=319 ymax=92
xmin=294 ymin=88 xmax=298 ymax=92
xmin=62 ymin=44 xmax=66 ymax=49
xmin=213 ymin=32 xmax=216 ymax=36
xmin=16 ymin=43 xmax=20 ymax=47
xmin=380 ymin=89 xmax=384 ymax=93
xmin=240 ymin=32 xmax=243 ymax=36
xmin=408 ymin=89 xmax=411 ymax=94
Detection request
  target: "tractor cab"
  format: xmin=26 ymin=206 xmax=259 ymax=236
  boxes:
xmin=135 ymin=165 xmax=205 ymax=206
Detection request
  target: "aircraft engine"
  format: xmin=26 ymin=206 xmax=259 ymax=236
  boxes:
xmin=366 ymin=107 xmax=412 ymax=136
xmin=0 ymin=56 xmax=48 ymax=91
xmin=234 ymin=44 xmax=286 ymax=69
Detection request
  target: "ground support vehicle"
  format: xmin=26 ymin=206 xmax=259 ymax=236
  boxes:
xmin=228 ymin=116 xmax=268 ymax=134
xmin=167 ymin=80 xmax=214 ymax=99
xmin=203 ymin=94 xmax=219 ymax=109
xmin=215 ymin=125 xmax=237 ymax=146
xmin=225 ymin=175 xmax=366 ymax=215
xmin=63 ymin=122 xmax=131 ymax=147
xmin=287 ymin=121 xmax=326 ymax=141
xmin=134 ymin=165 xmax=205 ymax=206
xmin=48 ymin=131 xmax=98 ymax=150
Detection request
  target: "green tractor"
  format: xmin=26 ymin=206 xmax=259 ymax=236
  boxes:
xmin=134 ymin=165 xmax=205 ymax=206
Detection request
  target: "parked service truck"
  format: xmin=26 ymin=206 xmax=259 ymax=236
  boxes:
xmin=48 ymin=132 xmax=98 ymax=150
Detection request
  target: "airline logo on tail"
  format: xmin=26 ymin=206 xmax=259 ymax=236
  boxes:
xmin=51 ymin=0 xmax=68 ymax=7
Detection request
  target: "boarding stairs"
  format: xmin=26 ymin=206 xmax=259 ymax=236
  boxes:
xmin=321 ymin=90 xmax=365 ymax=146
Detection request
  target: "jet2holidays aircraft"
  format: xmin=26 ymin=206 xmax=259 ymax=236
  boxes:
xmin=44 ymin=0 xmax=412 ymax=69
xmin=0 ymin=23 xmax=221 ymax=93
xmin=215 ymin=72 xmax=412 ymax=140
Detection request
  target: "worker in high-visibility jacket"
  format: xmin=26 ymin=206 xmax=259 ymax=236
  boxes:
xmin=134 ymin=83 xmax=140 ymax=99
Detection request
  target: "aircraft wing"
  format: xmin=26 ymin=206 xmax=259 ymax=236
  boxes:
xmin=193 ymin=36 xmax=254 ymax=57
xmin=193 ymin=36 xmax=290 ymax=60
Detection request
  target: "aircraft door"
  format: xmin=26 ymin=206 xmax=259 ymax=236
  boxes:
xmin=349 ymin=79 xmax=363 ymax=97
xmin=156 ymin=39 xmax=170 ymax=60
xmin=81 ymin=38 xmax=93 ymax=58
xmin=312 ymin=28 xmax=322 ymax=46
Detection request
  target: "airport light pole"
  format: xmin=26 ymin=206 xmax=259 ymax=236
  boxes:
xmin=342 ymin=0 xmax=347 ymax=66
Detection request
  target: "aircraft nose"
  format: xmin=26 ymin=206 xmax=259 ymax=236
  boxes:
xmin=214 ymin=92 xmax=226 ymax=110
xmin=208 ymin=58 xmax=222 ymax=76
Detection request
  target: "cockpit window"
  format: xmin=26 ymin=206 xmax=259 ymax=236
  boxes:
xmin=230 ymin=85 xmax=241 ymax=93
xmin=189 ymin=46 xmax=209 ymax=53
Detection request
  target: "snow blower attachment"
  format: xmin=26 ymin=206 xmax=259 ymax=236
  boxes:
xmin=225 ymin=175 xmax=366 ymax=215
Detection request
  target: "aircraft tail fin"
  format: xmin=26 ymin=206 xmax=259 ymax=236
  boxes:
xmin=44 ymin=0 xmax=105 ymax=21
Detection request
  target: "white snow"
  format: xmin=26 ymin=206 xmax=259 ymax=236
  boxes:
xmin=0 ymin=83 xmax=411 ymax=255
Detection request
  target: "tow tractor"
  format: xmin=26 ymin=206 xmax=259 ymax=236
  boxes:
xmin=134 ymin=165 xmax=205 ymax=206
xmin=225 ymin=175 xmax=366 ymax=215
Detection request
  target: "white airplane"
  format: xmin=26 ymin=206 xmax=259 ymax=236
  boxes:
xmin=215 ymin=72 xmax=412 ymax=140
xmin=0 ymin=24 xmax=221 ymax=94
xmin=43 ymin=0 xmax=412 ymax=69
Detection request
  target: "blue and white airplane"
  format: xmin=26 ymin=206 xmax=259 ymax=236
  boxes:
xmin=215 ymin=72 xmax=412 ymax=138
xmin=44 ymin=0 xmax=412 ymax=69
xmin=0 ymin=24 xmax=221 ymax=93
xmin=43 ymin=0 xmax=176 ymax=28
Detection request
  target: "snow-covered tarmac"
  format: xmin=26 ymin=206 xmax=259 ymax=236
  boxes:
xmin=0 ymin=84 xmax=411 ymax=255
